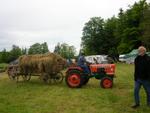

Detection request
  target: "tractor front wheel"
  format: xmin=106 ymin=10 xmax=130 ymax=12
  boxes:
xmin=65 ymin=70 xmax=83 ymax=88
xmin=100 ymin=77 xmax=113 ymax=88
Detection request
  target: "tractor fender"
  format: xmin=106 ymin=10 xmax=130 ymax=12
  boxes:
xmin=66 ymin=66 xmax=83 ymax=74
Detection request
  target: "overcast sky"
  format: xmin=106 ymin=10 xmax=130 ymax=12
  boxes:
xmin=0 ymin=0 xmax=146 ymax=53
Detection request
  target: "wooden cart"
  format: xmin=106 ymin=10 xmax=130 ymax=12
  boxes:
xmin=7 ymin=64 xmax=64 ymax=84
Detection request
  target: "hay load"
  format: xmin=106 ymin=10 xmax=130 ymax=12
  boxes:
xmin=19 ymin=52 xmax=67 ymax=75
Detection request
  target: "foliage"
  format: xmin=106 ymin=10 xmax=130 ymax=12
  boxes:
xmin=116 ymin=0 xmax=148 ymax=53
xmin=28 ymin=42 xmax=49 ymax=55
xmin=0 ymin=42 xmax=49 ymax=63
xmin=0 ymin=45 xmax=23 ymax=63
xmin=0 ymin=63 xmax=8 ymax=69
xmin=21 ymin=48 xmax=27 ymax=55
xmin=0 ymin=49 xmax=10 ymax=63
xmin=9 ymin=45 xmax=22 ymax=62
xmin=81 ymin=17 xmax=105 ymax=55
xmin=0 ymin=42 xmax=75 ymax=63
xmin=104 ymin=16 xmax=119 ymax=55
xmin=81 ymin=0 xmax=150 ymax=55
xmin=140 ymin=4 xmax=150 ymax=49
xmin=54 ymin=43 xmax=76 ymax=59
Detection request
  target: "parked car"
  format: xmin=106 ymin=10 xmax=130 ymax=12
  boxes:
xmin=119 ymin=55 xmax=126 ymax=62
xmin=85 ymin=55 xmax=109 ymax=64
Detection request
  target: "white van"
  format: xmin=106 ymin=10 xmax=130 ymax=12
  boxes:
xmin=85 ymin=55 xmax=108 ymax=64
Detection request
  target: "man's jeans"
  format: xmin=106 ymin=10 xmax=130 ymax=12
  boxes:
xmin=134 ymin=79 xmax=150 ymax=105
xmin=79 ymin=65 xmax=90 ymax=74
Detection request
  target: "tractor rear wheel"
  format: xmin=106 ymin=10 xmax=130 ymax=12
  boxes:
xmin=65 ymin=70 xmax=83 ymax=88
xmin=100 ymin=77 xmax=113 ymax=88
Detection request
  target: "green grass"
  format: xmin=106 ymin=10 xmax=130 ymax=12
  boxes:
xmin=0 ymin=63 xmax=149 ymax=113
xmin=0 ymin=63 xmax=8 ymax=69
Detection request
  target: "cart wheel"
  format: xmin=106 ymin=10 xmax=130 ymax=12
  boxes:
xmin=54 ymin=72 xmax=64 ymax=83
xmin=22 ymin=74 xmax=31 ymax=81
xmin=8 ymin=69 xmax=18 ymax=81
xmin=100 ymin=77 xmax=113 ymax=88
xmin=8 ymin=70 xmax=16 ymax=80
xmin=65 ymin=70 xmax=83 ymax=88
xmin=42 ymin=74 xmax=51 ymax=84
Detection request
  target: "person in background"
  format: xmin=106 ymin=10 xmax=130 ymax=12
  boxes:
xmin=67 ymin=58 xmax=72 ymax=67
xmin=77 ymin=52 xmax=90 ymax=75
xmin=132 ymin=46 xmax=150 ymax=108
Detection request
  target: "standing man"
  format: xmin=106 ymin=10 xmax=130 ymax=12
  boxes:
xmin=77 ymin=52 xmax=90 ymax=75
xmin=132 ymin=46 xmax=150 ymax=108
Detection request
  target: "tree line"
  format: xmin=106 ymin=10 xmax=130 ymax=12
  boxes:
xmin=81 ymin=0 xmax=150 ymax=57
xmin=1 ymin=0 xmax=149 ymax=63
xmin=0 ymin=42 xmax=76 ymax=63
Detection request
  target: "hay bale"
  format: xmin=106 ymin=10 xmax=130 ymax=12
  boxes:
xmin=19 ymin=52 xmax=67 ymax=75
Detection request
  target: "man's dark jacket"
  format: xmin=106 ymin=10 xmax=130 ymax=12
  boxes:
xmin=134 ymin=54 xmax=150 ymax=81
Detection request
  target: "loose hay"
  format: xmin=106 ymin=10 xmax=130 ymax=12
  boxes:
xmin=19 ymin=52 xmax=67 ymax=77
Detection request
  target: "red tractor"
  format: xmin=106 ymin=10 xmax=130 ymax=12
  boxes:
xmin=65 ymin=63 xmax=116 ymax=88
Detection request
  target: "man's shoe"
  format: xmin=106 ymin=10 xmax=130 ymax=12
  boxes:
xmin=131 ymin=104 xmax=140 ymax=108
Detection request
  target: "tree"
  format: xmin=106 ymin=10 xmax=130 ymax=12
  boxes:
xmin=81 ymin=17 xmax=119 ymax=56
xmin=28 ymin=42 xmax=49 ymax=54
xmin=54 ymin=43 xmax=76 ymax=59
xmin=9 ymin=45 xmax=22 ymax=62
xmin=28 ymin=43 xmax=42 ymax=54
xmin=116 ymin=0 xmax=148 ymax=53
xmin=0 ymin=42 xmax=50 ymax=63
xmin=81 ymin=0 xmax=149 ymax=55
xmin=0 ymin=52 xmax=2 ymax=63
xmin=0 ymin=49 xmax=10 ymax=63
xmin=104 ymin=16 xmax=119 ymax=56
xmin=81 ymin=17 xmax=106 ymax=55
xmin=54 ymin=43 xmax=61 ymax=54
xmin=140 ymin=4 xmax=150 ymax=50
xmin=21 ymin=48 xmax=27 ymax=55
xmin=41 ymin=42 xmax=49 ymax=53
xmin=0 ymin=45 xmax=22 ymax=63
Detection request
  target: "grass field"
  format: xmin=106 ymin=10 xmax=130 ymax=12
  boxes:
xmin=0 ymin=63 xmax=150 ymax=113
xmin=0 ymin=63 xmax=8 ymax=69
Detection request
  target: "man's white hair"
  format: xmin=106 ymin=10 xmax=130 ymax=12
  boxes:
xmin=138 ymin=46 xmax=147 ymax=52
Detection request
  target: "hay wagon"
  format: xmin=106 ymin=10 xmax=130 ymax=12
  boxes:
xmin=7 ymin=64 xmax=64 ymax=84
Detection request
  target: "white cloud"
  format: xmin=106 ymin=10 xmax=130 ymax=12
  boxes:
xmin=0 ymin=0 xmax=140 ymax=53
